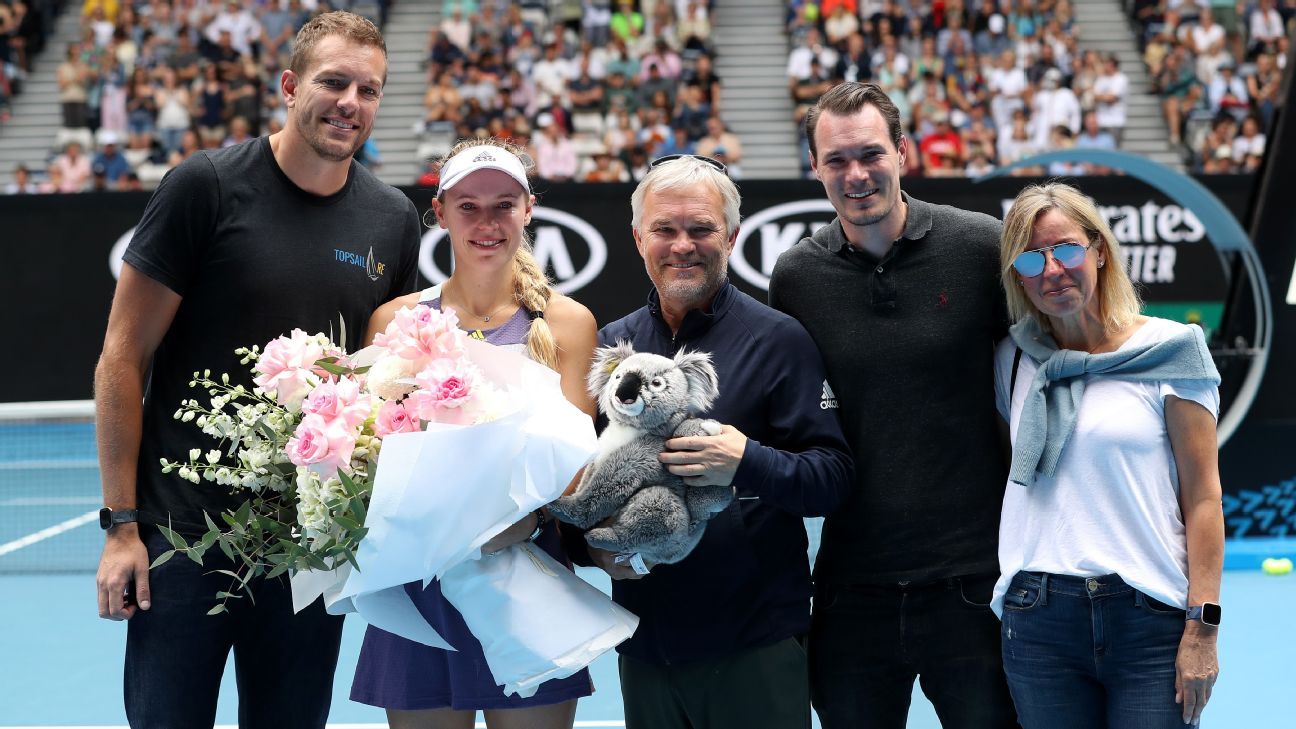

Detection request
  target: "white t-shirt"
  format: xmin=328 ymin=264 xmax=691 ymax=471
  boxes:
xmin=990 ymin=318 xmax=1219 ymax=617
xmin=1094 ymin=71 xmax=1129 ymax=129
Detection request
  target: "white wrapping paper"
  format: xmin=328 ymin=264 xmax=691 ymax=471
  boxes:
xmin=290 ymin=339 xmax=635 ymax=696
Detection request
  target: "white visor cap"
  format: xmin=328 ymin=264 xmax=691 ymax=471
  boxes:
xmin=437 ymin=146 xmax=530 ymax=196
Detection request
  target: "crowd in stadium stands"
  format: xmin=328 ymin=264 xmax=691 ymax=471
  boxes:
xmin=4 ymin=0 xmax=1292 ymax=193
xmin=0 ymin=0 xmax=61 ymax=122
xmin=1133 ymin=0 xmax=1288 ymax=173
xmin=784 ymin=0 xmax=1290 ymax=178
xmin=412 ymin=0 xmax=733 ymax=188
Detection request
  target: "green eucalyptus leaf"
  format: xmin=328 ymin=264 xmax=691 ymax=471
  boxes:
xmin=150 ymin=550 xmax=176 ymax=569
xmin=157 ymin=523 xmax=187 ymax=551
xmin=207 ymin=604 xmax=227 ymax=616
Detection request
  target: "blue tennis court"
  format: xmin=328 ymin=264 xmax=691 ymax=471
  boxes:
xmin=2 ymin=418 xmax=1293 ymax=727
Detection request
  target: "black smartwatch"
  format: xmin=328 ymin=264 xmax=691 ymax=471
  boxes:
xmin=99 ymin=507 xmax=139 ymax=530
xmin=1186 ymin=602 xmax=1222 ymax=627
xmin=527 ymin=510 xmax=549 ymax=542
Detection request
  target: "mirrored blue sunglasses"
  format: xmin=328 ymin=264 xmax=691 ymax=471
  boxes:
xmin=1012 ymin=241 xmax=1093 ymax=277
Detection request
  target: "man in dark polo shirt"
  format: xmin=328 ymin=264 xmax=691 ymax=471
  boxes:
xmin=769 ymin=82 xmax=1018 ymax=729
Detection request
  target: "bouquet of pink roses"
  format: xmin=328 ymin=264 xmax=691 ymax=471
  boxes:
xmin=158 ymin=304 xmax=508 ymax=612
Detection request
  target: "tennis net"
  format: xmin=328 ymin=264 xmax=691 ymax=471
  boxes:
xmin=0 ymin=400 xmax=101 ymax=573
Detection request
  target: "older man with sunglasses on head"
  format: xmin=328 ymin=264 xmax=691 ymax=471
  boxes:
xmin=768 ymin=82 xmax=1019 ymax=729
xmin=571 ymin=154 xmax=854 ymax=729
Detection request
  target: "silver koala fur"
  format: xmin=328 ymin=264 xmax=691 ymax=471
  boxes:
xmin=547 ymin=341 xmax=735 ymax=564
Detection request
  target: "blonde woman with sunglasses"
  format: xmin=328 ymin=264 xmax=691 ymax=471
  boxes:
xmin=992 ymin=183 xmax=1223 ymax=728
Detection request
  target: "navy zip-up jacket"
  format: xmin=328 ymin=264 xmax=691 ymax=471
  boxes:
xmin=590 ymin=282 xmax=854 ymax=665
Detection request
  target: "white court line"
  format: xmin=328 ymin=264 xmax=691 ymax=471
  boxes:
xmin=0 ymin=496 xmax=101 ymax=507
xmin=0 ymin=510 xmax=99 ymax=558
xmin=0 ymin=459 xmax=100 ymax=470
xmin=1 ymin=724 xmax=626 ymax=729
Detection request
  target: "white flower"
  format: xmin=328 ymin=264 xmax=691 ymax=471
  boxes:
xmin=206 ymin=450 xmax=221 ymax=464
xmin=365 ymin=354 xmax=419 ymax=401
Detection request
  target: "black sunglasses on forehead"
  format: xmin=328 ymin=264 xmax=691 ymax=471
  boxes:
xmin=648 ymin=154 xmax=728 ymax=174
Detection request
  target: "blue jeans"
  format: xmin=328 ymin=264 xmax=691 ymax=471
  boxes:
xmin=124 ymin=527 xmax=344 ymax=729
xmin=808 ymin=574 xmax=1019 ymax=729
xmin=1000 ymin=572 xmax=1191 ymax=729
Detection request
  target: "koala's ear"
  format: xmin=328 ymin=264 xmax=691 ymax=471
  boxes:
xmin=587 ymin=340 xmax=636 ymax=398
xmin=674 ymin=349 xmax=719 ymax=413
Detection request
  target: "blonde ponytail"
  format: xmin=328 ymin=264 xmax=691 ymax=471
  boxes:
xmin=512 ymin=242 xmax=560 ymax=370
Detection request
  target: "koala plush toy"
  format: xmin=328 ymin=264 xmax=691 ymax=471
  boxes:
xmin=546 ymin=341 xmax=734 ymax=565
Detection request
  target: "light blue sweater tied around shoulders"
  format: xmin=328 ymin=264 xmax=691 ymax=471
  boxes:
xmin=1007 ymin=316 xmax=1221 ymax=487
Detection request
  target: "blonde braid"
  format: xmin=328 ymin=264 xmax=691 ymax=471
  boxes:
xmin=512 ymin=242 xmax=559 ymax=369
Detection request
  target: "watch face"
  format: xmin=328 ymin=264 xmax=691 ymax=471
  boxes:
xmin=1202 ymin=602 xmax=1222 ymax=626
xmin=99 ymin=507 xmax=112 ymax=530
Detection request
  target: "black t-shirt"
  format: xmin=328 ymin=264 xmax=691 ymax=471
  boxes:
xmin=123 ymin=136 xmax=421 ymax=534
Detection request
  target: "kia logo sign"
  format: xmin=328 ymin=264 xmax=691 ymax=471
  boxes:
xmin=420 ymin=207 xmax=608 ymax=294
xmin=731 ymin=199 xmax=837 ymax=290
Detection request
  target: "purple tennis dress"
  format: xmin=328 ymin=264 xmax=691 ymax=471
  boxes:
xmin=350 ymin=293 xmax=594 ymax=711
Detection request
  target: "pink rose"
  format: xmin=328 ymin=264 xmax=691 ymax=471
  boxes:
xmin=408 ymin=358 xmax=479 ymax=423
xmin=254 ymin=330 xmax=333 ymax=407
xmin=373 ymin=399 xmax=420 ymax=438
xmin=373 ymin=305 xmax=466 ymax=367
xmin=286 ymin=413 xmax=357 ymax=475
xmin=301 ymin=377 xmax=370 ymax=430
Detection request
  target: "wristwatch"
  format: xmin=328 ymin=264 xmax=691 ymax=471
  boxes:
xmin=527 ymin=510 xmax=549 ymax=542
xmin=1186 ymin=602 xmax=1222 ymax=627
xmin=99 ymin=507 xmax=139 ymax=530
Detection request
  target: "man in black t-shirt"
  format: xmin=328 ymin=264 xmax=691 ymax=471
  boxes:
xmin=94 ymin=12 xmax=420 ymax=729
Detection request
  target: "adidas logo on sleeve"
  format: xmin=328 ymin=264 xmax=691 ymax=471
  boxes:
xmin=820 ymin=380 xmax=839 ymax=410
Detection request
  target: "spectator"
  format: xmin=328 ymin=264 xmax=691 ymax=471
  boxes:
xmin=674 ymin=82 xmax=711 ymax=141
xmin=603 ymin=106 xmax=638 ymax=154
xmin=1030 ymin=68 xmax=1081 ymax=148
xmin=694 ymin=115 xmax=743 ymax=178
xmin=625 ymin=143 xmax=649 ymax=180
xmin=582 ymin=148 xmax=629 ymax=181
xmin=261 ymin=0 xmax=309 ymax=71
xmin=1186 ymin=7 xmax=1226 ymax=57
xmin=988 ymin=49 xmax=1027 ymax=130
xmin=51 ymin=140 xmax=92 ymax=192
xmin=428 ymin=30 xmax=465 ymax=68
xmin=97 ymin=52 xmax=128 ymax=135
xmin=609 ymin=0 xmax=644 ymax=45
xmin=975 ymin=9 xmax=1012 ymax=58
xmin=640 ymin=37 xmax=682 ymax=81
xmin=919 ymin=111 xmax=966 ymax=176
xmin=683 ymin=53 xmax=722 ymax=109
xmin=125 ymin=67 xmax=157 ymax=151
xmin=792 ymin=56 xmax=834 ymax=122
xmin=154 ymin=65 xmax=191 ymax=156
xmin=1074 ymin=110 xmax=1117 ymax=173
xmin=1199 ymin=114 xmax=1237 ymax=172
xmin=440 ymin=4 xmax=471 ymax=51
xmin=568 ymin=58 xmax=605 ymax=120
xmin=531 ymin=41 xmax=573 ymax=108
xmin=533 ymin=112 xmax=577 ymax=181
xmin=605 ymin=36 xmax=639 ymax=79
xmin=93 ymin=131 xmax=131 ymax=185
xmin=1233 ymin=114 xmax=1266 ymax=172
xmin=166 ymin=31 xmax=202 ymax=84
xmin=636 ymin=106 xmax=671 ymax=154
xmin=835 ymin=32 xmax=873 ymax=84
xmin=204 ymin=0 xmax=261 ymax=58
xmin=224 ymin=59 xmax=261 ymax=135
xmin=938 ymin=12 xmax=974 ymax=58
xmin=1247 ymin=0 xmax=1285 ymax=58
xmin=1093 ymin=53 xmax=1129 ymax=141
xmin=787 ymin=27 xmax=838 ymax=82
xmin=677 ymin=0 xmax=712 ymax=55
xmin=998 ymin=108 xmax=1038 ymax=167
xmin=58 ymin=43 xmax=91 ymax=129
xmin=1155 ymin=47 xmax=1198 ymax=147
xmin=4 ymin=163 xmax=37 ymax=193
xmin=1045 ymin=125 xmax=1085 ymax=176
xmin=965 ymin=150 xmax=995 ymax=176
xmin=1207 ymin=61 xmax=1249 ymax=119
xmin=167 ymin=128 xmax=201 ymax=167
xmin=38 ymin=163 xmax=64 ymax=193
xmin=823 ymin=4 xmax=860 ymax=45
xmin=1247 ymin=52 xmax=1282 ymax=131
xmin=222 ymin=115 xmax=253 ymax=147
xmin=602 ymin=69 xmax=637 ymax=116
xmin=583 ymin=0 xmax=613 ymax=47
xmin=638 ymin=61 xmax=676 ymax=110
xmin=194 ymin=61 xmax=229 ymax=148
xmin=654 ymin=125 xmax=695 ymax=158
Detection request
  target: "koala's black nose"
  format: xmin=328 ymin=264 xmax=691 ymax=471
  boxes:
xmin=615 ymin=372 xmax=642 ymax=404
